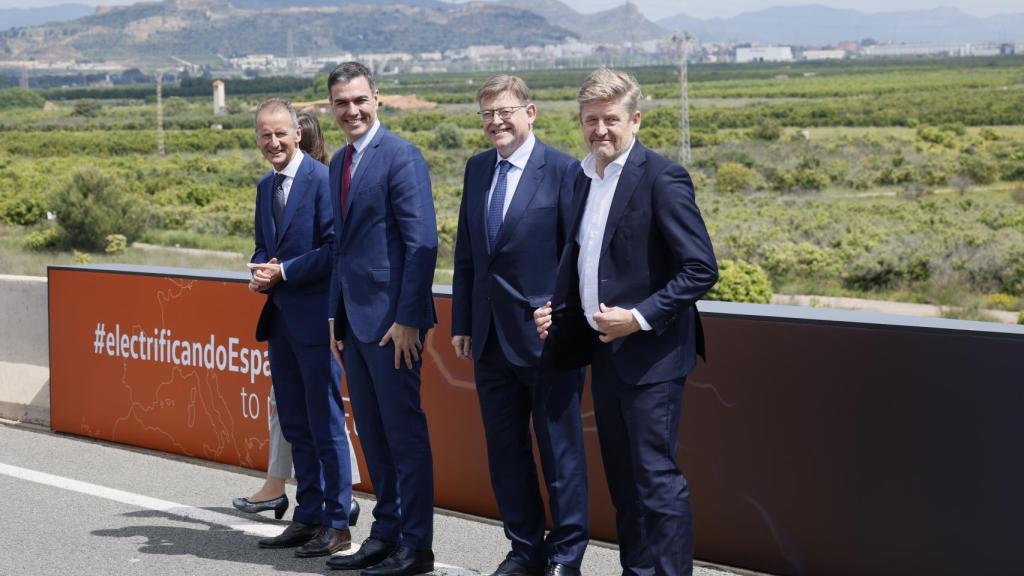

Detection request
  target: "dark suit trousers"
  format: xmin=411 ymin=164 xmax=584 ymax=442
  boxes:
xmin=267 ymin=312 xmax=353 ymax=529
xmin=343 ymin=323 xmax=434 ymax=550
xmin=475 ymin=335 xmax=589 ymax=568
xmin=591 ymin=340 xmax=693 ymax=576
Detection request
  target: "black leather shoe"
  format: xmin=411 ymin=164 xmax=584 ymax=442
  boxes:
xmin=361 ymin=546 xmax=434 ymax=576
xmin=544 ymin=563 xmax=581 ymax=576
xmin=349 ymin=498 xmax=361 ymax=526
xmin=233 ymin=494 xmax=289 ymax=520
xmin=295 ymin=527 xmax=352 ymax=557
xmin=257 ymin=521 xmax=320 ymax=548
xmin=490 ymin=556 xmax=542 ymax=576
xmin=326 ymin=537 xmax=396 ymax=570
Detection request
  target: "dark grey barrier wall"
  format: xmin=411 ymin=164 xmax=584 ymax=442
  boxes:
xmin=686 ymin=302 xmax=1024 ymax=575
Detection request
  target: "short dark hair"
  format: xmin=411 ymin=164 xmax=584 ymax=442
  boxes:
xmin=327 ymin=61 xmax=376 ymax=94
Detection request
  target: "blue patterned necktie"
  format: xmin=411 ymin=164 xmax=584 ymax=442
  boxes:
xmin=487 ymin=160 xmax=511 ymax=251
xmin=272 ymin=172 xmax=287 ymax=228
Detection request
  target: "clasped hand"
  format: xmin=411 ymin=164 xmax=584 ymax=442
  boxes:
xmin=534 ymin=301 xmax=639 ymax=343
xmin=247 ymin=258 xmax=282 ymax=292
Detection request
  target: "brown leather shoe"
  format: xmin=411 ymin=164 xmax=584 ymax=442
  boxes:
xmin=257 ymin=521 xmax=320 ymax=549
xmin=295 ymin=526 xmax=352 ymax=557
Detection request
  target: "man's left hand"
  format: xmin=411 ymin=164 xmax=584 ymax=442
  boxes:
xmin=593 ymin=303 xmax=640 ymax=343
xmin=379 ymin=322 xmax=422 ymax=369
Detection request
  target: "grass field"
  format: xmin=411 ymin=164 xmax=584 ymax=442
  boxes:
xmin=2 ymin=57 xmax=1023 ymax=321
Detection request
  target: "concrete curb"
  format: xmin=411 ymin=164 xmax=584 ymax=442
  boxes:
xmin=0 ymin=275 xmax=49 ymax=426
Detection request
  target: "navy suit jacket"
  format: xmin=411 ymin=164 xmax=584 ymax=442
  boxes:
xmin=451 ymin=138 xmax=580 ymax=367
xmin=328 ymin=125 xmax=438 ymax=343
xmin=252 ymin=153 xmax=335 ymax=346
xmin=545 ymin=141 xmax=718 ymax=385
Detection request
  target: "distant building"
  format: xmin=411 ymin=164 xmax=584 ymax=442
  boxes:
xmin=212 ymin=80 xmax=225 ymax=116
xmin=861 ymin=42 xmax=1008 ymax=58
xmin=736 ymin=46 xmax=793 ymax=63
xmin=803 ymin=49 xmax=846 ymax=61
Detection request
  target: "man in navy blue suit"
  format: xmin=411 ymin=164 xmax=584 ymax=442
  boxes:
xmin=535 ymin=69 xmax=718 ymax=576
xmin=247 ymin=98 xmax=353 ymax=557
xmin=451 ymin=75 xmax=588 ymax=576
xmin=323 ymin=62 xmax=438 ymax=576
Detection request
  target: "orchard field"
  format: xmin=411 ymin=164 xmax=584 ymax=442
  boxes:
xmin=1 ymin=57 xmax=1023 ymax=320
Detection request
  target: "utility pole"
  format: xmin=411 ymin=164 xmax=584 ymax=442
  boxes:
xmin=673 ymin=33 xmax=692 ymax=166
xmin=156 ymin=71 xmax=165 ymax=156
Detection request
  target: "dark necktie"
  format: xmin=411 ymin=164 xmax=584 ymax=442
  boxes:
xmin=341 ymin=145 xmax=354 ymax=218
xmin=272 ymin=172 xmax=287 ymax=228
xmin=487 ymin=160 xmax=511 ymax=250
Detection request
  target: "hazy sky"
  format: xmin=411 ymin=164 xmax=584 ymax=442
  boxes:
xmin=2 ymin=0 xmax=1019 ymax=20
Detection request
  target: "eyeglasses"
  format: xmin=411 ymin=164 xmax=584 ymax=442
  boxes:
xmin=477 ymin=105 xmax=527 ymax=123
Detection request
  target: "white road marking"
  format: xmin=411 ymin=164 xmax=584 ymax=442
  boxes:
xmin=0 ymin=462 xmax=477 ymax=574
xmin=0 ymin=462 xmax=284 ymax=537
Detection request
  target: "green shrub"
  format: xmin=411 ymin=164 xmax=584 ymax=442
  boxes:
xmin=750 ymin=120 xmax=782 ymax=141
xmin=73 ymin=249 xmax=92 ymax=264
xmin=105 ymin=234 xmax=127 ymax=255
xmin=958 ymin=152 xmax=997 ymax=185
xmin=0 ymin=194 xmax=47 ymax=225
xmin=22 ymin=226 xmax=64 ymax=251
xmin=0 ymin=88 xmax=44 ymax=110
xmin=1018 ymin=311 xmax=1024 ymax=325
xmin=715 ymin=162 xmax=760 ymax=193
xmin=983 ymin=293 xmax=1019 ymax=311
xmin=50 ymin=168 xmax=148 ymax=251
xmin=916 ymin=125 xmax=957 ymax=148
xmin=704 ymin=259 xmax=773 ymax=304
xmin=979 ymin=127 xmax=1000 ymax=141
xmin=72 ymin=100 xmax=102 ymax=118
xmin=432 ymin=123 xmax=464 ymax=150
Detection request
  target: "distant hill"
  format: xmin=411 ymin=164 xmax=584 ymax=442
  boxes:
xmin=0 ymin=4 xmax=95 ymax=32
xmin=229 ymin=0 xmax=447 ymax=9
xmin=657 ymin=4 xmax=1024 ymax=44
xmin=512 ymin=0 xmax=670 ymax=43
xmin=0 ymin=0 xmax=576 ymax=64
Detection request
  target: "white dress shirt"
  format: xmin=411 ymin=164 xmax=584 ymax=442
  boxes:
xmin=486 ymin=132 xmax=536 ymax=220
xmin=349 ymin=118 xmax=381 ymax=181
xmin=576 ymin=138 xmax=651 ymax=332
xmin=273 ymin=149 xmax=305 ymax=281
xmin=275 ymin=149 xmax=305 ymax=207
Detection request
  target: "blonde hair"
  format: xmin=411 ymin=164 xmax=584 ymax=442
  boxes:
xmin=576 ymin=68 xmax=642 ymax=114
xmin=476 ymin=74 xmax=531 ymax=106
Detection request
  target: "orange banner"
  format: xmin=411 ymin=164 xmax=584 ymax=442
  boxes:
xmin=47 ymin=266 xmax=610 ymax=539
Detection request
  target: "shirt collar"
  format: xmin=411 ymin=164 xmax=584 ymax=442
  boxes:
xmin=352 ymin=119 xmax=381 ymax=154
xmin=276 ymin=149 xmax=304 ymax=179
xmin=581 ymin=137 xmax=635 ymax=181
xmin=496 ymin=132 xmax=536 ymax=171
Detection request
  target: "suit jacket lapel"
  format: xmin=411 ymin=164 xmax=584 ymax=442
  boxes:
xmin=472 ymin=150 xmax=497 ymax=255
xmin=491 ymin=141 xmax=544 ymax=257
xmin=344 ymin=126 xmax=387 ymax=219
xmin=260 ymin=176 xmax=279 ymax=254
xmin=599 ymin=142 xmax=646 ymax=258
xmin=330 ymin=146 xmax=345 ymax=241
xmin=276 ymin=155 xmax=307 ymax=242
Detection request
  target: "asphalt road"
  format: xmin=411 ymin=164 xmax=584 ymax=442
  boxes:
xmin=0 ymin=421 xmax=745 ymax=576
